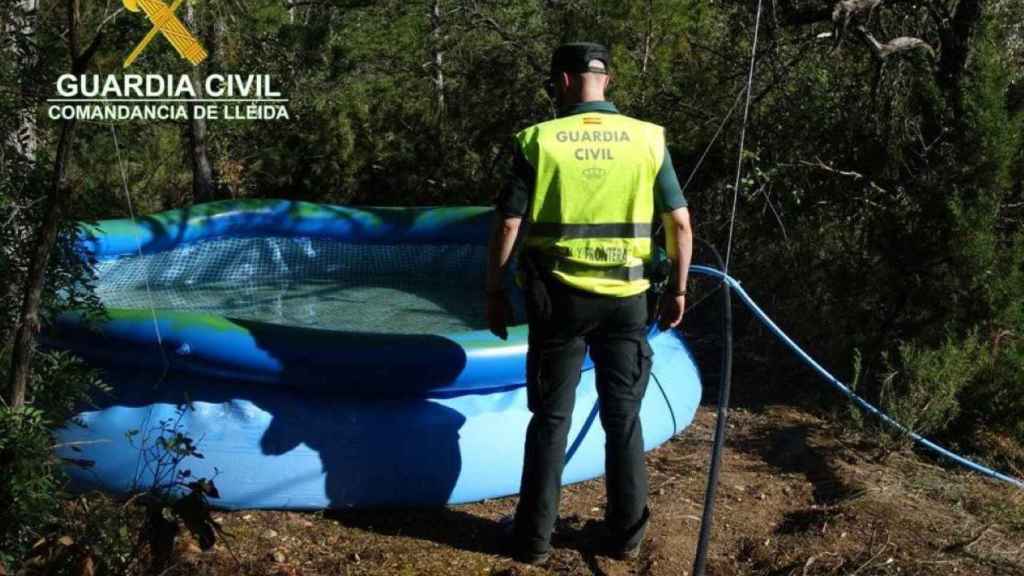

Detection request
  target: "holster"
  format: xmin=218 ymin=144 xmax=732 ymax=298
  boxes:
xmin=519 ymin=250 xmax=553 ymax=323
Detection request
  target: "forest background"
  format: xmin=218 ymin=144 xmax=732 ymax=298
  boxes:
xmin=1 ymin=0 xmax=1022 ymax=572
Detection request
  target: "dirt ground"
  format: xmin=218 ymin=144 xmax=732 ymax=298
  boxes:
xmin=164 ymin=404 xmax=1024 ymax=576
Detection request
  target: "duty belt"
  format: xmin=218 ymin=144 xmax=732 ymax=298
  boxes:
xmin=533 ymin=252 xmax=646 ymax=282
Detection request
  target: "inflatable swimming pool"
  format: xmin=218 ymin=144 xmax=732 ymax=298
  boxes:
xmin=48 ymin=200 xmax=701 ymax=509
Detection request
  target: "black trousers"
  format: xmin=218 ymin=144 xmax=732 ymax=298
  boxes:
xmin=512 ymin=274 xmax=653 ymax=555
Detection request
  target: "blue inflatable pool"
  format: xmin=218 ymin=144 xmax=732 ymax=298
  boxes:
xmin=48 ymin=200 xmax=701 ymax=509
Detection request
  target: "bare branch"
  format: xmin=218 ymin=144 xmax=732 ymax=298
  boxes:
xmin=831 ymin=0 xmax=883 ymax=49
xmin=856 ymin=25 xmax=935 ymax=61
xmin=797 ymin=157 xmax=891 ymax=195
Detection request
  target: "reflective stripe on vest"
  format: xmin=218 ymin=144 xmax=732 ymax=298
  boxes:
xmin=528 ymin=222 xmax=653 ymax=239
xmin=516 ymin=111 xmax=665 ymax=297
xmin=548 ymin=258 xmax=645 ymax=282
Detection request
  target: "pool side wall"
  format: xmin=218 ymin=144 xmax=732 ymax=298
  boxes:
xmin=50 ymin=200 xmax=703 ymax=508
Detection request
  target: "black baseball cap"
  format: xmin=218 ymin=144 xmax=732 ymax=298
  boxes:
xmin=550 ymin=42 xmax=611 ymax=74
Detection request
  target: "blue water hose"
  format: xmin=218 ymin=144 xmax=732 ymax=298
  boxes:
xmin=689 ymin=264 xmax=1024 ymax=490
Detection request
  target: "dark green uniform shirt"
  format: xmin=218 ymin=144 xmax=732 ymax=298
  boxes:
xmin=496 ymin=100 xmax=687 ymax=217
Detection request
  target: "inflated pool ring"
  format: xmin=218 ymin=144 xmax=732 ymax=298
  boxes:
xmin=49 ymin=200 xmax=701 ymax=509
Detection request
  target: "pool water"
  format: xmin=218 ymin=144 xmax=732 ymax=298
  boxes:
xmin=93 ymin=237 xmax=490 ymax=334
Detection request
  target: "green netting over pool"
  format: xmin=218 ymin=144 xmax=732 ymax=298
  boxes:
xmin=94 ymin=237 xmax=489 ymax=334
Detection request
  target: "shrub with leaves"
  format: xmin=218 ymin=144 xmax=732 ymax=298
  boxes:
xmin=0 ymin=405 xmax=62 ymax=565
xmin=126 ymin=407 xmax=226 ymax=573
xmin=0 ymin=347 xmax=104 ymax=567
xmin=877 ymin=333 xmax=988 ymax=446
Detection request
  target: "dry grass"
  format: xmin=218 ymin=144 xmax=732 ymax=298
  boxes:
xmin=155 ymin=405 xmax=1023 ymax=576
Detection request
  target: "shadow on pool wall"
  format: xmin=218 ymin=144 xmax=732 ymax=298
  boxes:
xmin=239 ymin=317 xmax=468 ymax=506
xmin=71 ymin=367 xmax=468 ymax=508
xmin=229 ymin=319 xmax=469 ymax=507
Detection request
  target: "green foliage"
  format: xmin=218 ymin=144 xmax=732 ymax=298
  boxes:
xmin=967 ymin=340 xmax=1024 ymax=444
xmin=57 ymin=495 xmax=141 ymax=576
xmin=26 ymin=350 xmax=107 ymax=426
xmin=0 ymin=346 xmax=107 ymax=568
xmin=0 ymin=378 xmax=221 ymax=573
xmin=10 ymin=494 xmax=140 ymax=576
xmin=878 ymin=333 xmax=987 ymax=446
xmin=704 ymin=2 xmax=1024 ymax=469
xmin=0 ymin=405 xmax=62 ymax=564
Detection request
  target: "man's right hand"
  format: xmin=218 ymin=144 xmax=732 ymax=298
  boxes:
xmin=657 ymin=293 xmax=685 ymax=331
xmin=487 ymin=291 xmax=513 ymax=340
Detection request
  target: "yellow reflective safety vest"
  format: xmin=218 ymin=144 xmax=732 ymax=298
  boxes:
xmin=515 ymin=111 xmax=665 ymax=297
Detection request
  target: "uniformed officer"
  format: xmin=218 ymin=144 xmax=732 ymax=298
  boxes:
xmin=485 ymin=42 xmax=694 ymax=564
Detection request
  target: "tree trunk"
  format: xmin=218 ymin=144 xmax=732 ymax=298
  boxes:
xmin=641 ymin=0 xmax=653 ymax=75
xmin=430 ymin=0 xmax=444 ymax=119
xmin=187 ymin=83 xmax=215 ymax=203
xmin=6 ymin=0 xmax=98 ymax=407
xmin=13 ymin=0 xmax=39 ymax=160
xmin=185 ymin=2 xmax=215 ymax=203
xmin=639 ymin=0 xmax=654 ymax=111
xmin=936 ymin=0 xmax=983 ymax=115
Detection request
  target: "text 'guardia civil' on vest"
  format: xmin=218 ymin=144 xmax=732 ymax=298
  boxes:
xmin=555 ymin=130 xmax=632 ymax=143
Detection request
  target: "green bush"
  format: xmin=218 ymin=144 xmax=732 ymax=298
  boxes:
xmin=56 ymin=494 xmax=141 ymax=576
xmin=0 ymin=405 xmax=62 ymax=566
xmin=0 ymin=348 xmax=103 ymax=567
xmin=962 ymin=339 xmax=1024 ymax=447
xmin=877 ymin=333 xmax=988 ymax=447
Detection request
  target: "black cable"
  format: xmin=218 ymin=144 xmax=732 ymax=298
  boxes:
xmin=690 ymin=236 xmax=733 ymax=576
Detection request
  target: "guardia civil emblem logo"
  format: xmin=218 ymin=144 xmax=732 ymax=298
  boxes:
xmin=123 ymin=0 xmax=208 ymax=68
xmin=581 ymin=165 xmax=609 ymax=193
